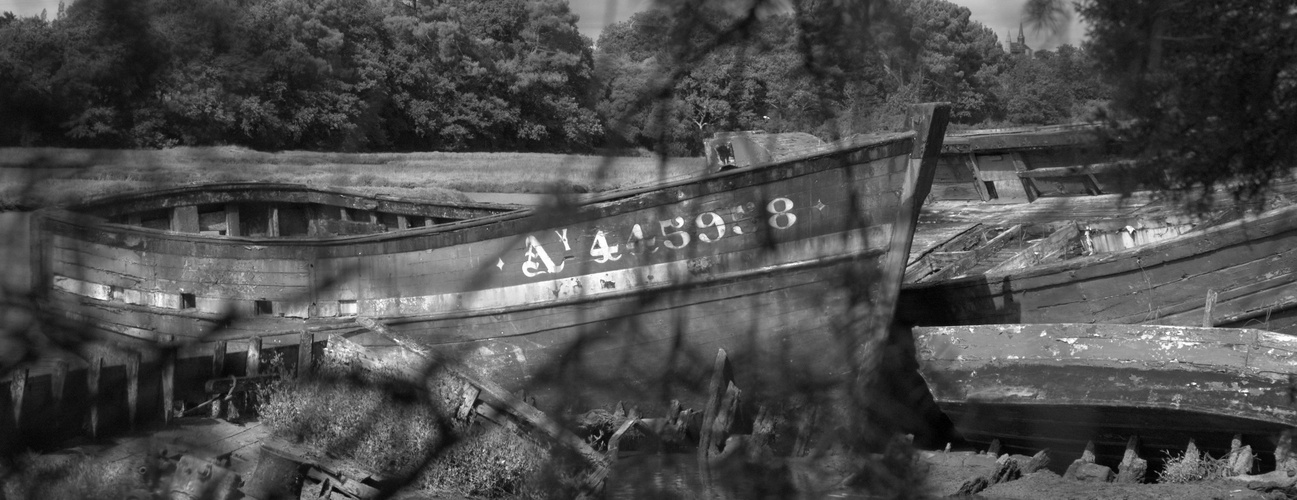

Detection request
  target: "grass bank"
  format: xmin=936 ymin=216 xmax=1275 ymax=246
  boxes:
xmin=0 ymin=146 xmax=702 ymax=208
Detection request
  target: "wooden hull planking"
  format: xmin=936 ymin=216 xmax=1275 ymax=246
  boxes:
xmin=914 ymin=323 xmax=1297 ymax=459
xmin=899 ymin=203 xmax=1297 ymax=333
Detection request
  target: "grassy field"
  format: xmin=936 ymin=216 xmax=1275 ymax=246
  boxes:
xmin=0 ymin=146 xmax=703 ymax=207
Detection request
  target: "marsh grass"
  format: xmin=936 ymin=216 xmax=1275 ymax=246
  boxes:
xmin=256 ymin=355 xmax=561 ymax=498
xmin=0 ymin=146 xmax=702 ymax=207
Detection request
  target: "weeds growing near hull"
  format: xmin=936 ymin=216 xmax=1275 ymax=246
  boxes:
xmin=1157 ymin=449 xmax=1231 ymax=483
xmin=0 ymin=452 xmax=137 ymax=499
xmin=256 ymin=355 xmax=559 ymax=498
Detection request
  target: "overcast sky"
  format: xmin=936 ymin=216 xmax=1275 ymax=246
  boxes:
xmin=2 ymin=0 xmax=1087 ymax=51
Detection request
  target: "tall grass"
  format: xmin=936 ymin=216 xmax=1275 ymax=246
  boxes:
xmin=256 ymin=354 xmax=563 ymax=498
xmin=0 ymin=146 xmax=703 ymax=207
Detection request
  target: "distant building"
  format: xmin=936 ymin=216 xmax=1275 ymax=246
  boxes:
xmin=1007 ymin=24 xmax=1032 ymax=57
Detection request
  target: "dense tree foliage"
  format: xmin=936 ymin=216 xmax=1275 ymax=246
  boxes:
xmin=593 ymin=0 xmax=1109 ymax=155
xmin=0 ymin=0 xmax=1108 ymax=153
xmin=0 ymin=0 xmax=600 ymax=151
xmin=1022 ymin=0 xmax=1297 ymax=205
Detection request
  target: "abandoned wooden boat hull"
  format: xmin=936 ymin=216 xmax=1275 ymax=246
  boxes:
xmin=22 ymin=105 xmax=951 ymax=417
xmin=914 ymin=323 xmax=1297 ymax=460
xmin=897 ymin=202 xmax=1297 ymax=334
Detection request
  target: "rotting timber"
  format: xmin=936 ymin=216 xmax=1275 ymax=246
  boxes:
xmin=914 ymin=323 xmax=1297 ymax=464
xmin=4 ymin=104 xmax=954 ymax=449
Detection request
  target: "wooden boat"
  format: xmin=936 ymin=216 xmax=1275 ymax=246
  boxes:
xmin=897 ymin=198 xmax=1297 ymax=334
xmin=913 ymin=323 xmax=1297 ymax=460
xmin=11 ymin=104 xmax=952 ymax=436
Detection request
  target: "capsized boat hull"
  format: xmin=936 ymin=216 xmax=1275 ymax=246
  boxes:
xmin=914 ymin=323 xmax=1297 ymax=460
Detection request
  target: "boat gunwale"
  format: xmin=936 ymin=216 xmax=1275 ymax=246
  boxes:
xmin=39 ymin=132 xmax=918 ymax=249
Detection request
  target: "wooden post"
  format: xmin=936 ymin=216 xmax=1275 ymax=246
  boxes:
xmin=162 ymin=351 xmax=176 ymax=423
xmin=247 ymin=337 xmax=262 ymax=376
xmin=298 ymin=332 xmax=314 ymax=379
xmin=88 ymin=357 xmax=102 ymax=437
xmin=171 ymin=206 xmax=200 ymax=233
xmin=213 ymin=341 xmax=227 ymax=377
xmin=127 ymin=352 xmax=140 ymax=429
xmin=10 ymin=368 xmax=27 ymax=429
xmin=1116 ymin=436 xmax=1147 ymax=483
xmin=268 ymin=207 xmax=280 ymax=237
xmin=1229 ymin=434 xmax=1253 ymax=476
xmin=396 ymin=215 xmax=409 ymax=230
xmin=988 ymin=439 xmax=1002 ymax=457
xmin=698 ymin=349 xmax=733 ymax=464
xmin=52 ymin=359 xmax=67 ymax=408
xmin=224 ymin=204 xmax=241 ymax=236
xmin=1203 ymin=289 xmax=1219 ymax=327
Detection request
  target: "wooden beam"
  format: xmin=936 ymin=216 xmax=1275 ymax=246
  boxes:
xmin=127 ymin=352 xmax=140 ymax=429
xmin=88 ymin=357 xmax=101 ymax=437
xmin=918 ymin=225 xmax=1024 ymax=283
xmin=9 ymin=368 xmax=26 ymax=429
xmin=964 ymin=153 xmax=991 ymax=201
xmin=224 ymin=204 xmax=240 ymax=236
xmin=1009 ymin=153 xmax=1039 ymax=202
xmin=983 ymin=223 xmax=1080 ymax=275
xmin=396 ymin=215 xmax=409 ymax=230
xmin=1203 ymin=289 xmax=1219 ymax=327
xmin=1016 ymin=161 xmax=1136 ymax=179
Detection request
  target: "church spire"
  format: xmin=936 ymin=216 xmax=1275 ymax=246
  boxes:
xmin=1018 ymin=23 xmax=1026 ymax=44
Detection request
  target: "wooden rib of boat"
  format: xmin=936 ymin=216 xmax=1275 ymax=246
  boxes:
xmin=913 ymin=323 xmax=1297 ymax=459
xmin=15 ymin=104 xmax=952 ymax=424
xmin=897 ymin=199 xmax=1297 ymax=334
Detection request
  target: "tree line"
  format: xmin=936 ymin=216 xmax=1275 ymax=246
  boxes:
xmin=0 ymin=0 xmax=1107 ymax=154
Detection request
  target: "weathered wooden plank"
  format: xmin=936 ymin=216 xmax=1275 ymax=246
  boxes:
xmin=983 ymin=223 xmax=1079 ymax=275
xmin=917 ymin=225 xmax=1023 ymax=283
xmin=964 ymin=153 xmax=990 ymax=201
xmin=905 ymin=224 xmax=986 ymax=281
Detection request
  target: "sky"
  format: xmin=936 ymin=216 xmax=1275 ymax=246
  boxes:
xmin=2 ymin=0 xmax=1087 ymax=51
